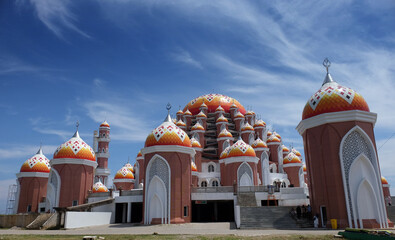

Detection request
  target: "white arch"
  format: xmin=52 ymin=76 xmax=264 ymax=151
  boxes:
xmin=261 ymin=152 xmax=270 ymax=186
xmin=220 ymin=124 xmax=226 ymax=132
xmin=45 ymin=168 xmax=61 ymax=212
xmin=193 ymin=132 xmax=200 ymax=142
xmin=240 ymin=173 xmax=252 ymax=186
xmin=222 ymin=140 xmax=230 ymax=150
xmin=147 ymin=176 xmax=166 ymax=224
xmin=237 ymin=162 xmax=253 ymax=186
xmin=340 ymin=125 xmax=388 ymax=228
xmin=298 ymin=166 xmax=305 ymax=187
xmin=144 ymin=154 xmax=171 ymax=224
xmin=270 ymin=163 xmax=277 ymax=173
xmin=248 ymin=133 xmax=254 ymax=145
xmin=210 ymin=178 xmax=220 ymax=187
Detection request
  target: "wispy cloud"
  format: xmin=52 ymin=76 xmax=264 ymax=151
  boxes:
xmin=0 ymin=57 xmax=44 ymax=75
xmin=0 ymin=144 xmax=57 ymax=160
xmin=172 ymin=49 xmax=203 ymax=69
xmin=21 ymin=0 xmax=90 ymax=40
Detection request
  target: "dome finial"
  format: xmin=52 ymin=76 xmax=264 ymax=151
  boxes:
xmin=72 ymin=120 xmax=81 ymax=138
xmin=164 ymin=103 xmax=172 ymax=122
xmin=37 ymin=143 xmax=43 ymax=155
xmin=323 ymin=58 xmax=331 ymax=73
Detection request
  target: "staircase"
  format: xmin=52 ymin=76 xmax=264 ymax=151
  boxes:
xmin=26 ymin=213 xmax=53 ymax=229
xmin=237 ymin=192 xmax=257 ymax=207
xmin=240 ymin=206 xmax=299 ymax=229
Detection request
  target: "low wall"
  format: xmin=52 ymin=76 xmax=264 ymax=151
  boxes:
xmin=0 ymin=213 xmax=39 ymax=228
xmin=64 ymin=212 xmax=112 ymax=229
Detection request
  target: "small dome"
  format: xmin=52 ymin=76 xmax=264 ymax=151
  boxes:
xmin=136 ymin=151 xmax=143 ymax=160
xmin=191 ymin=122 xmax=205 ymax=131
xmin=267 ymin=133 xmax=281 ymax=143
xmin=100 ymin=121 xmax=110 ymax=128
xmin=191 ymin=161 xmax=197 ymax=172
xmin=184 ymin=94 xmax=246 ymax=115
xmin=225 ymin=139 xmax=256 ymax=158
xmin=92 ymin=181 xmax=109 ymax=193
xmin=382 ymin=176 xmax=389 ymax=185
xmin=124 ymin=162 xmax=134 ymax=173
xmin=218 ymin=129 xmax=232 ymax=138
xmin=303 ymin=164 xmax=307 ymax=172
xmin=184 ymin=109 xmax=192 ymax=116
xmin=267 ymin=131 xmax=272 ymax=137
xmin=220 ymin=147 xmax=230 ymax=159
xmin=215 ymin=105 xmax=225 ymax=112
xmin=283 ymin=152 xmax=302 ymax=164
xmin=273 ymin=131 xmax=281 ymax=139
xmin=302 ymin=73 xmax=369 ymax=120
xmin=196 ymin=111 xmax=207 ymax=118
xmin=53 ymin=131 xmax=96 ymax=161
xmin=241 ymin=123 xmax=254 ymax=132
xmin=245 ymin=110 xmax=253 ymax=116
xmin=145 ymin=117 xmax=191 ymax=147
xmin=251 ymin=138 xmax=267 ymax=149
xmin=282 ymin=145 xmax=290 ymax=153
xmin=234 ymin=111 xmax=245 ymax=119
xmin=291 ymin=148 xmax=302 ymax=157
xmin=20 ymin=148 xmax=50 ymax=173
xmin=114 ymin=167 xmax=134 ymax=179
xmin=172 ymin=118 xmax=177 ymax=124
xmin=177 ymin=109 xmax=184 ymax=115
xmin=191 ymin=137 xmax=202 ymax=148
xmin=200 ymin=102 xmax=208 ymax=109
xmin=216 ymin=114 xmax=228 ymax=123
xmin=176 ymin=120 xmax=186 ymax=127
xmin=253 ymin=120 xmax=266 ymax=128
xmin=230 ymin=102 xmax=238 ymax=109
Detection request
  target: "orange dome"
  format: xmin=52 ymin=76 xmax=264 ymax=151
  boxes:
xmin=20 ymin=148 xmax=50 ymax=173
xmin=92 ymin=181 xmax=109 ymax=193
xmin=226 ymin=139 xmax=256 ymax=158
xmin=215 ymin=105 xmax=225 ymax=112
xmin=220 ymin=147 xmax=230 ymax=159
xmin=137 ymin=151 xmax=142 ymax=158
xmin=267 ymin=131 xmax=272 ymax=136
xmin=191 ymin=138 xmax=202 ymax=148
xmin=53 ymin=131 xmax=96 ymax=161
xmin=100 ymin=121 xmax=110 ymax=128
xmin=200 ymin=102 xmax=208 ymax=109
xmin=283 ymin=152 xmax=302 ymax=164
xmin=241 ymin=123 xmax=254 ymax=132
xmin=382 ymin=176 xmax=388 ymax=185
xmin=177 ymin=109 xmax=184 ymax=115
xmin=267 ymin=134 xmax=281 ymax=143
xmin=251 ymin=138 xmax=267 ymax=149
xmin=124 ymin=162 xmax=134 ymax=173
xmin=196 ymin=111 xmax=207 ymax=118
xmin=218 ymin=129 xmax=233 ymax=138
xmin=114 ymin=167 xmax=134 ymax=179
xmin=191 ymin=161 xmax=197 ymax=172
xmin=303 ymin=164 xmax=307 ymax=172
xmin=184 ymin=94 xmax=246 ymax=115
xmin=291 ymin=148 xmax=302 ymax=157
xmin=253 ymin=120 xmax=266 ymax=128
xmin=176 ymin=120 xmax=186 ymax=127
xmin=274 ymin=132 xmax=281 ymax=139
xmin=234 ymin=111 xmax=245 ymax=119
xmin=216 ymin=114 xmax=228 ymax=123
xmin=145 ymin=119 xmax=191 ymax=147
xmin=184 ymin=109 xmax=192 ymax=116
xmin=191 ymin=122 xmax=205 ymax=131
xmin=282 ymin=145 xmax=290 ymax=153
xmin=302 ymin=74 xmax=369 ymax=120
xmin=245 ymin=110 xmax=253 ymax=116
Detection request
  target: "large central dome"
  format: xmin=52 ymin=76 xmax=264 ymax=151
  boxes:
xmin=183 ymin=94 xmax=246 ymax=115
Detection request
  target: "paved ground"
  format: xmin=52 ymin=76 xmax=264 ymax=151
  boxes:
xmin=0 ymin=222 xmax=348 ymax=236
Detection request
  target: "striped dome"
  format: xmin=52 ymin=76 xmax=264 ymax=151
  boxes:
xmin=20 ymin=148 xmax=50 ymax=173
xmin=251 ymin=138 xmax=267 ymax=149
xmin=267 ymin=131 xmax=272 ymax=137
xmin=184 ymin=94 xmax=246 ymax=115
xmin=53 ymin=131 xmax=96 ymax=161
xmin=267 ymin=133 xmax=281 ymax=143
xmin=92 ymin=181 xmax=109 ymax=193
xmin=136 ymin=151 xmax=143 ymax=159
xmin=282 ymin=145 xmax=290 ymax=153
xmin=191 ymin=161 xmax=197 ymax=172
xmin=196 ymin=111 xmax=207 ymax=118
xmin=302 ymin=73 xmax=369 ymax=120
xmin=215 ymin=105 xmax=225 ymax=112
xmin=225 ymin=139 xmax=256 ymax=158
xmin=100 ymin=121 xmax=110 ymax=128
xmin=124 ymin=162 xmax=134 ymax=173
xmin=283 ymin=152 xmax=302 ymax=164
xmin=145 ymin=119 xmax=191 ymax=147
xmin=114 ymin=166 xmax=134 ymax=179
xmin=218 ymin=129 xmax=233 ymax=138
xmin=274 ymin=132 xmax=281 ymax=139
xmin=245 ymin=110 xmax=254 ymax=116
xmin=176 ymin=120 xmax=186 ymax=127
xmin=241 ymin=123 xmax=254 ymax=132
xmin=191 ymin=137 xmax=202 ymax=148
xmin=253 ymin=120 xmax=266 ymax=128
xmin=216 ymin=114 xmax=228 ymax=123
xmin=234 ymin=111 xmax=245 ymax=119
xmin=200 ymin=102 xmax=208 ymax=109
xmin=291 ymin=148 xmax=302 ymax=157
xmin=184 ymin=109 xmax=192 ymax=116
xmin=177 ymin=109 xmax=184 ymax=115
xmin=191 ymin=122 xmax=205 ymax=131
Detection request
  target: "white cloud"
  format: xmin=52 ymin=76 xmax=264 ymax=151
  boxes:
xmin=23 ymin=0 xmax=90 ymax=39
xmin=0 ymin=144 xmax=57 ymax=160
xmin=172 ymin=49 xmax=203 ymax=69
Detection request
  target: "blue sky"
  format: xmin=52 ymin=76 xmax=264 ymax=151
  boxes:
xmin=0 ymin=0 xmax=395 ymax=213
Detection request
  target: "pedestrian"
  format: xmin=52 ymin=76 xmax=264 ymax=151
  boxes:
xmin=307 ymin=204 xmax=312 ymax=218
xmin=296 ymin=205 xmax=301 ymax=219
xmin=313 ymin=214 xmax=319 ymax=228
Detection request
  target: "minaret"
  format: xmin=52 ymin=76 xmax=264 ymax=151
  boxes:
xmin=95 ymin=121 xmax=111 ymax=185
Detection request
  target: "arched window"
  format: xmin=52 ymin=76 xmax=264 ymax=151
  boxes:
xmin=193 ymin=132 xmax=200 ymax=142
xmin=208 ymin=164 xmax=215 ymax=173
xmin=201 ymin=181 xmax=207 ymax=187
xmin=212 ymin=180 xmax=219 ymax=187
xmin=281 ymin=182 xmax=286 ymax=188
xmin=222 ymin=140 xmax=230 ymax=150
xmin=220 ymin=124 xmax=226 ymax=132
xmin=249 ymin=133 xmax=254 ymax=145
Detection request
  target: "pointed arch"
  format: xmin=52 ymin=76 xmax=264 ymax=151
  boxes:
xmin=45 ymin=168 xmax=61 ymax=212
xmin=261 ymin=152 xmax=270 ymax=186
xmin=248 ymin=133 xmax=254 ymax=145
xmin=237 ymin=162 xmax=253 ymax=186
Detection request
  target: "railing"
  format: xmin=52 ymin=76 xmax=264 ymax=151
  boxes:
xmin=238 ymin=185 xmax=280 ymax=193
xmin=279 ymin=187 xmax=306 ymax=195
xmin=120 ymin=189 xmax=143 ymax=196
xmin=192 ymin=186 xmax=234 ymax=193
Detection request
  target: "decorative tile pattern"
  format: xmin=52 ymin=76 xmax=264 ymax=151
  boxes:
xmin=92 ymin=181 xmax=109 ymax=193
xmin=184 ymin=94 xmax=246 ymax=115
xmin=148 ymin=156 xmax=169 ymax=195
xmin=20 ymin=152 xmax=50 ymax=173
xmin=124 ymin=163 xmax=134 ymax=173
xmin=251 ymin=138 xmax=267 ymax=149
xmin=53 ymin=133 xmax=96 ymax=161
xmin=302 ymin=82 xmax=369 ymax=120
xmin=145 ymin=121 xmax=191 ymax=147
xmin=226 ymin=139 xmax=256 ymax=158
xmin=238 ymin=163 xmax=252 ymax=183
xmin=114 ymin=166 xmax=134 ymax=179
xmin=218 ymin=129 xmax=232 ymax=138
xmin=241 ymin=122 xmax=254 ymax=131
xmin=283 ymin=152 xmax=302 ymax=164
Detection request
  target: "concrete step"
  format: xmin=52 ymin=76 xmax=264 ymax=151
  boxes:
xmin=239 ymin=206 xmax=299 ymax=229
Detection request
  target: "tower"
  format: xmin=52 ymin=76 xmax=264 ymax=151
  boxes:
xmin=94 ymin=121 xmax=111 ymax=185
xmin=46 ymin=126 xmax=97 ymax=211
xmin=15 ymin=147 xmax=50 ymax=213
xmin=297 ymin=59 xmax=390 ymax=228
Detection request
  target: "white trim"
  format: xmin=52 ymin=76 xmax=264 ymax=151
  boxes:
xmin=51 ymin=158 xmax=98 ymax=168
xmin=113 ymin=178 xmax=135 ymax=183
xmin=95 ymin=168 xmax=111 ymax=176
xmin=252 ymin=147 xmax=269 ymax=152
xmin=237 ymin=162 xmax=253 ymax=186
xmin=16 ymin=172 xmax=49 ymax=178
xmin=142 ymin=145 xmax=195 ymax=157
xmin=254 ymin=126 xmax=265 ymax=129
xmin=283 ymin=163 xmax=303 ymax=168
xmin=220 ymin=156 xmax=258 ymax=165
xmin=192 ymin=171 xmax=199 ymax=176
xmin=216 ymin=122 xmax=229 ymax=125
xmin=192 ymin=147 xmax=203 ymax=152
xmin=234 ymin=117 xmax=245 ymax=120
xmin=196 ymin=116 xmax=207 ymax=120
xmin=136 ymin=156 xmax=144 ymax=161
xmin=383 ymin=184 xmax=390 ymax=187
xmin=191 ymin=130 xmax=205 ymax=133
xmin=241 ymin=130 xmax=254 ymax=134
xmin=267 ymin=142 xmax=281 ymax=146
xmin=217 ymin=137 xmax=233 ymax=142
xmin=296 ymin=110 xmax=377 ymax=135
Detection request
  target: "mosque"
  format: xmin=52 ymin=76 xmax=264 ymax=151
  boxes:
xmin=11 ymin=60 xmax=393 ymax=229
